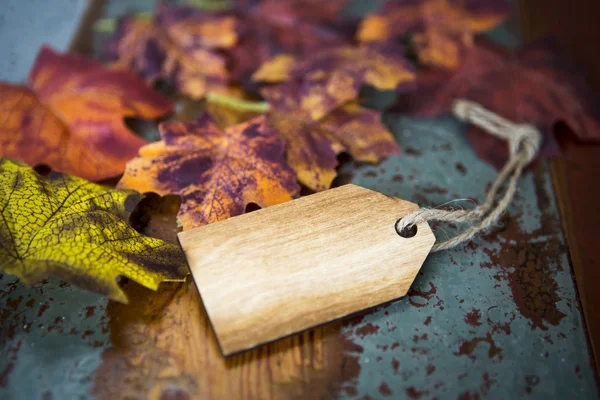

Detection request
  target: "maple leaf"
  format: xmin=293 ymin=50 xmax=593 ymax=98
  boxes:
xmin=0 ymin=158 xmax=187 ymax=304
xmin=226 ymin=0 xmax=351 ymax=83
xmin=262 ymin=80 xmax=400 ymax=191
xmin=0 ymin=46 xmax=172 ymax=181
xmin=395 ymin=43 xmax=600 ymax=168
xmin=357 ymin=0 xmax=510 ymax=69
xmin=105 ymin=6 xmax=236 ymax=99
xmin=118 ymin=114 xmax=300 ymax=230
xmin=252 ymin=43 xmax=416 ymax=118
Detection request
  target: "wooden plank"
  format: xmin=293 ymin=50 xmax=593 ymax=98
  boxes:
xmin=519 ymin=0 xmax=600 ymax=377
xmin=179 ymin=184 xmax=435 ymax=355
xmin=550 ymin=139 xmax=600 ymax=375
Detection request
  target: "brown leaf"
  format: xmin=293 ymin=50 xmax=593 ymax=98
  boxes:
xmin=253 ymin=43 xmax=416 ymax=117
xmin=118 ymin=114 xmax=299 ymax=230
xmin=0 ymin=46 xmax=172 ymax=181
xmin=226 ymin=0 xmax=351 ymax=84
xmin=357 ymin=0 xmax=510 ymax=69
xmin=262 ymin=81 xmax=400 ymax=191
xmin=105 ymin=6 xmax=237 ymax=99
xmin=395 ymin=43 xmax=600 ymax=168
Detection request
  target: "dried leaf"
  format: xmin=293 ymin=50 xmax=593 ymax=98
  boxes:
xmin=0 ymin=158 xmax=187 ymax=304
xmin=262 ymin=81 xmax=400 ymax=191
xmin=0 ymin=46 xmax=172 ymax=181
xmin=118 ymin=114 xmax=299 ymax=230
xmin=105 ymin=6 xmax=236 ymax=99
xmin=227 ymin=1 xmax=350 ymax=83
xmin=357 ymin=0 xmax=510 ymax=69
xmin=177 ymin=86 xmax=260 ymax=129
xmin=396 ymin=43 xmax=600 ymax=168
xmin=248 ymin=0 xmax=352 ymax=26
xmin=253 ymin=43 xmax=416 ymax=117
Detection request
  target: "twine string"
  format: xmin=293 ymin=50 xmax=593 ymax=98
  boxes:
xmin=396 ymin=99 xmax=542 ymax=252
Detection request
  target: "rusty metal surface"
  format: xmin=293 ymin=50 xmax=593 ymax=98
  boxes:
xmin=0 ymin=1 xmax=598 ymax=399
xmin=336 ymin=115 xmax=598 ymax=398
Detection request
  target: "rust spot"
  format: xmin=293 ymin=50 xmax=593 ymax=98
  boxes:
xmin=391 ymin=358 xmax=400 ymax=374
xmin=405 ymin=147 xmax=422 ymax=156
xmin=480 ymin=372 xmax=496 ymax=395
xmin=390 ymin=342 xmax=400 ymax=350
xmin=575 ymin=365 xmax=582 ymax=380
xmin=47 ymin=316 xmax=64 ymax=333
xmin=426 ymin=364 xmax=436 ymax=376
xmin=424 ymin=316 xmax=432 ymax=326
xmin=0 ymin=339 xmax=21 ymax=388
xmin=479 ymin=168 xmax=566 ymax=330
xmin=25 ymin=298 xmax=35 ymax=308
xmin=408 ymin=282 xmax=437 ymax=307
xmin=457 ymin=392 xmax=480 ymax=400
xmin=420 ymin=186 xmax=448 ymax=195
xmin=81 ymin=329 xmax=94 ymax=339
xmin=37 ymin=302 xmax=50 ymax=317
xmin=84 ymin=305 xmax=96 ymax=319
xmin=5 ymin=296 xmax=23 ymax=310
xmin=355 ymin=322 xmax=380 ymax=338
xmin=525 ymin=375 xmax=540 ymax=393
xmin=363 ymin=171 xmax=378 ymax=178
xmin=412 ymin=334 xmax=428 ymax=343
xmin=379 ymin=382 xmax=393 ymax=396
xmin=405 ymin=387 xmax=428 ymax=399
xmin=455 ymin=162 xmax=468 ymax=175
xmin=454 ymin=333 xmax=503 ymax=361
xmin=392 ymin=174 xmax=404 ymax=182
xmin=464 ymin=308 xmax=482 ymax=327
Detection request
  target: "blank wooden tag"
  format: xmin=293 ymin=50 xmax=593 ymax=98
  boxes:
xmin=178 ymin=184 xmax=435 ymax=355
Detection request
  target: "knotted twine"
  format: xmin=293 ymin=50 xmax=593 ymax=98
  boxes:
xmin=396 ymin=99 xmax=542 ymax=252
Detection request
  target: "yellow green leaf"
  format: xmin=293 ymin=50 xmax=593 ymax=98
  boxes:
xmin=0 ymin=158 xmax=187 ymax=303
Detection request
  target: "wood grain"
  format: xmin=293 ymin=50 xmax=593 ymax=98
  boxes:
xmin=179 ymin=184 xmax=435 ymax=355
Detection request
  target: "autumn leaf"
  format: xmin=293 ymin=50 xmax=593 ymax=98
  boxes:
xmin=226 ymin=0 xmax=350 ymax=84
xmin=0 ymin=158 xmax=187 ymax=304
xmin=253 ymin=43 xmax=416 ymax=118
xmin=0 ymin=46 xmax=172 ymax=181
xmin=177 ymin=86 xmax=261 ymax=129
xmin=395 ymin=43 xmax=600 ymax=168
xmin=105 ymin=6 xmax=236 ymax=99
xmin=262 ymin=80 xmax=400 ymax=191
xmin=357 ymin=0 xmax=510 ymax=69
xmin=247 ymin=0 xmax=352 ymax=26
xmin=118 ymin=114 xmax=299 ymax=230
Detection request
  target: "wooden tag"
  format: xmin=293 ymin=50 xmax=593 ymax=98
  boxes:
xmin=178 ymin=184 xmax=435 ymax=355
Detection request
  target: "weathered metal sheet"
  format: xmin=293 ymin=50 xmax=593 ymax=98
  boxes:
xmin=335 ymin=115 xmax=598 ymax=398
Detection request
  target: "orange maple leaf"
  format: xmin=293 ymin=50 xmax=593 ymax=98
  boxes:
xmin=106 ymin=6 xmax=236 ymax=100
xmin=357 ymin=0 xmax=510 ymax=70
xmin=118 ymin=114 xmax=300 ymax=230
xmin=0 ymin=46 xmax=172 ymax=181
xmin=253 ymin=43 xmax=416 ymax=119
xmin=262 ymin=81 xmax=400 ymax=191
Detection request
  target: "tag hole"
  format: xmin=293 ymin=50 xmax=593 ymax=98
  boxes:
xmin=395 ymin=218 xmax=417 ymax=238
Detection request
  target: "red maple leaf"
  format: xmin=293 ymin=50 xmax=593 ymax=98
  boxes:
xmin=395 ymin=43 xmax=600 ymax=168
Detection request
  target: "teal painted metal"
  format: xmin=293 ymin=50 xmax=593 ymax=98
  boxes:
xmin=0 ymin=1 xmax=598 ymax=399
xmin=336 ymin=116 xmax=598 ymax=398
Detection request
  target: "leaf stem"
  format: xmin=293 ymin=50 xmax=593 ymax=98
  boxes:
xmin=93 ymin=11 xmax=153 ymax=33
xmin=206 ymin=92 xmax=271 ymax=113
